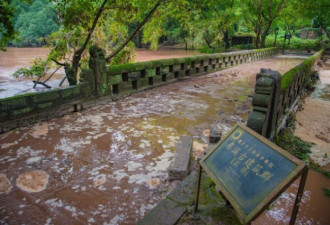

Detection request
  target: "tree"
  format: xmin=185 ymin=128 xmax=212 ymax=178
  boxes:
xmin=0 ymin=0 xmax=17 ymax=50
xmin=297 ymin=0 xmax=330 ymax=39
xmin=243 ymin=0 xmax=289 ymax=48
xmin=14 ymin=0 xmax=166 ymax=85
xmin=190 ymin=0 xmax=240 ymax=52
xmin=13 ymin=0 xmax=59 ymax=47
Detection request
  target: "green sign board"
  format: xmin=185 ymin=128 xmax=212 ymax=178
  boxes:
xmin=199 ymin=124 xmax=306 ymax=224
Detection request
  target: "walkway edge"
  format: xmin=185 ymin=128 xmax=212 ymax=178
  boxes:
xmin=138 ymin=171 xmax=197 ymax=225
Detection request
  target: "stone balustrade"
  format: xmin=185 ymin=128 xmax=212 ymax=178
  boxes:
xmin=247 ymin=49 xmax=324 ymax=139
xmin=0 ymin=47 xmax=277 ymax=132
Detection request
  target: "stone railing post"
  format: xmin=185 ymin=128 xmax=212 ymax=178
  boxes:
xmin=247 ymin=69 xmax=281 ymax=139
xmin=89 ymin=45 xmax=108 ymax=96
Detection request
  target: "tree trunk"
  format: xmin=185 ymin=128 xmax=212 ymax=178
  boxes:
xmin=255 ymin=28 xmax=261 ymax=49
xmin=53 ymin=0 xmax=109 ymax=85
xmin=260 ymin=23 xmax=272 ymax=48
xmin=204 ymin=37 xmax=214 ymax=52
xmin=72 ymin=0 xmax=109 ymax=78
xmin=223 ymin=30 xmax=230 ymax=49
xmin=321 ymin=25 xmax=330 ymax=39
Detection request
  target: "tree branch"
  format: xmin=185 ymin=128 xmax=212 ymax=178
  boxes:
xmin=52 ymin=59 xmax=66 ymax=66
xmin=105 ymin=0 xmax=165 ymax=62
xmin=75 ymin=0 xmax=110 ymax=60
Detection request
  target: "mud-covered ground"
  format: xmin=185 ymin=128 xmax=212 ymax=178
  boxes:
xmin=295 ymin=59 xmax=330 ymax=170
xmin=0 ymin=57 xmax=305 ymax=224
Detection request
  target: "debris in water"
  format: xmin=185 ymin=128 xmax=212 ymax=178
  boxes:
xmin=16 ymin=170 xmax=49 ymax=193
xmin=0 ymin=173 xmax=11 ymax=194
xmin=94 ymin=177 xmax=107 ymax=187
xmin=147 ymin=178 xmax=160 ymax=189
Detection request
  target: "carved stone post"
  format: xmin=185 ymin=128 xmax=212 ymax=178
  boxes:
xmin=89 ymin=45 xmax=108 ymax=96
xmin=247 ymin=69 xmax=281 ymax=139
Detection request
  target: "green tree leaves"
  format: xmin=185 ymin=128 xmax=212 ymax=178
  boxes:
xmin=0 ymin=0 xmax=17 ymax=50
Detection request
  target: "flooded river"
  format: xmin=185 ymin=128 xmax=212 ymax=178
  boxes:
xmin=0 ymin=49 xmax=329 ymax=224
xmin=0 ymin=48 xmax=198 ymax=98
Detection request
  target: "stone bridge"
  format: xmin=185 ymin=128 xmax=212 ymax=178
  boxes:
xmin=0 ymin=47 xmax=324 ymax=224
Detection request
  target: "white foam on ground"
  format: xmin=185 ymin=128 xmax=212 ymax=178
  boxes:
xmin=45 ymin=198 xmax=64 ymax=208
xmin=103 ymin=214 xmax=126 ymax=225
xmin=125 ymin=161 xmax=143 ymax=172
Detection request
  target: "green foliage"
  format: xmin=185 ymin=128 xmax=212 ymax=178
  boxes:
xmin=309 ymin=161 xmax=330 ymax=178
xmin=265 ymin=35 xmax=323 ymax=50
xmin=280 ymin=49 xmax=323 ymax=90
xmin=323 ymin=188 xmax=330 ymax=197
xmin=10 ymin=0 xmax=58 ymax=47
xmin=13 ymin=58 xmax=51 ymax=78
xmin=0 ymin=0 xmax=17 ymax=50
xmin=274 ymin=113 xmax=311 ymax=159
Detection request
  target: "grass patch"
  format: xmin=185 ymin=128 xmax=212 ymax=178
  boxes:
xmin=323 ymin=188 xmax=330 ymax=197
xmin=309 ymin=161 xmax=330 ymax=178
xmin=274 ymin=113 xmax=311 ymax=160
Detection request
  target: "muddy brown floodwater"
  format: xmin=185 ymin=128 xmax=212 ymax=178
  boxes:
xmin=0 ymin=48 xmax=199 ymax=98
xmin=1 ymin=53 xmax=329 ymax=224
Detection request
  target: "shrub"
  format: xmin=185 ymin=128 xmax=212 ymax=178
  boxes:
xmin=265 ymin=35 xmax=325 ymax=51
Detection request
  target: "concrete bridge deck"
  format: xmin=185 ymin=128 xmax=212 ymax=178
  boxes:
xmin=0 ymin=56 xmax=303 ymax=224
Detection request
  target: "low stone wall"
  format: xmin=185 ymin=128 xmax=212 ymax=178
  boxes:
xmin=247 ymin=49 xmax=324 ymax=139
xmin=0 ymin=82 xmax=92 ymax=132
xmin=103 ymin=47 xmax=278 ymax=98
xmin=0 ymin=47 xmax=277 ymax=132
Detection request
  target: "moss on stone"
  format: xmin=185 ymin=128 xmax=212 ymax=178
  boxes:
xmin=108 ymin=74 xmax=122 ymax=85
xmin=161 ymin=58 xmax=176 ymax=66
xmin=1 ymin=98 xmax=28 ymax=111
xmin=13 ymin=107 xmax=32 ymax=116
xmin=107 ymin=63 xmax=134 ymax=75
xmin=38 ymin=102 xmax=53 ymax=109
xmin=150 ymin=60 xmax=163 ymax=67
xmin=134 ymin=61 xmax=153 ymax=70
xmin=33 ymin=91 xmax=60 ymax=103
xmin=281 ymin=49 xmax=323 ymax=90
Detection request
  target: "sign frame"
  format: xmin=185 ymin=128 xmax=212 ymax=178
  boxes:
xmin=194 ymin=124 xmax=308 ymax=225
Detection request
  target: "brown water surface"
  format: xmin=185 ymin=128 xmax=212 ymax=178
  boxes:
xmin=0 ymin=56 xmax=317 ymax=225
xmin=0 ymin=47 xmax=198 ymax=98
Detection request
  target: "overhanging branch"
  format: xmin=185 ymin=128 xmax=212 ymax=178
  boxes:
xmin=105 ymin=0 xmax=164 ymax=63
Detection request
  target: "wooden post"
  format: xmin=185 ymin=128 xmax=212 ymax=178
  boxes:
xmin=289 ymin=166 xmax=309 ymax=225
xmin=193 ymin=164 xmax=202 ymax=213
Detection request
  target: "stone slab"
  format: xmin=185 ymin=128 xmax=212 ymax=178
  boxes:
xmin=168 ymin=136 xmax=193 ymax=180
xmin=168 ymin=171 xmax=197 ymax=205
xmin=137 ymin=199 xmax=186 ymax=225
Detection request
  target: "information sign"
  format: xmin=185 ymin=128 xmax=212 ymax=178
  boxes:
xmin=195 ymin=124 xmax=307 ymax=225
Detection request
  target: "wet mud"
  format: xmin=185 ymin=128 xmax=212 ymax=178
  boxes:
xmin=0 ymin=56 xmax=309 ymax=224
xmin=254 ymin=170 xmax=330 ymax=225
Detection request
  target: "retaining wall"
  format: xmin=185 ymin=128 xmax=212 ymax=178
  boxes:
xmin=0 ymin=47 xmax=277 ymax=132
xmin=247 ymin=49 xmax=324 ymax=139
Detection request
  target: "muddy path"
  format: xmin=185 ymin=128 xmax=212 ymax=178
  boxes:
xmin=0 ymin=57 xmax=308 ymax=224
xmin=295 ymin=58 xmax=330 ymax=170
